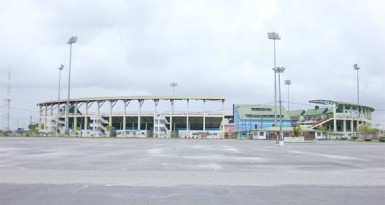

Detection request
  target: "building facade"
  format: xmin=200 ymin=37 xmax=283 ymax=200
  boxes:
xmin=233 ymin=104 xmax=291 ymax=138
xmin=37 ymin=96 xmax=225 ymax=138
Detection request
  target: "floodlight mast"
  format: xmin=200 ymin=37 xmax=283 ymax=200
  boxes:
xmin=284 ymin=80 xmax=291 ymax=111
xmin=354 ymin=64 xmax=360 ymax=105
xmin=170 ymin=82 xmax=177 ymax=96
xmin=56 ymin=64 xmax=64 ymax=137
xmin=268 ymin=32 xmax=281 ymax=144
xmin=273 ymin=67 xmax=285 ymax=145
xmin=65 ymin=36 xmax=77 ymax=136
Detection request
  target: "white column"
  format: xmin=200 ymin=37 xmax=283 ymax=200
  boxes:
xmin=138 ymin=100 xmax=143 ymax=131
xmin=343 ymin=105 xmax=347 ymax=136
xmin=187 ymin=99 xmax=190 ymax=138
xmin=222 ymin=100 xmax=225 ymax=132
xmin=123 ymin=100 xmax=129 ymax=131
xmin=84 ymin=102 xmax=88 ymax=130
xmin=170 ymin=100 xmax=174 ymax=135
xmin=50 ymin=104 xmax=54 ymax=118
xmin=154 ymin=100 xmax=158 ymax=137
xmin=333 ymin=104 xmax=337 ymax=133
xmin=38 ymin=105 xmax=43 ymax=130
xmin=350 ymin=109 xmax=354 ymax=135
xmin=365 ymin=109 xmax=368 ymax=120
xmin=44 ymin=105 xmax=48 ymax=130
xmin=109 ymin=101 xmax=113 ymax=126
xmin=203 ymin=100 xmax=206 ymax=132
xmin=73 ymin=103 xmax=77 ymax=130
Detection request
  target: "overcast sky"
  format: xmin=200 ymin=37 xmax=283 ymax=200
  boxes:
xmin=1 ymin=0 xmax=384 ymax=129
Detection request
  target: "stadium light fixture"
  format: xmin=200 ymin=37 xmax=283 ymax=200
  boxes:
xmin=170 ymin=82 xmax=177 ymax=96
xmin=65 ymin=36 xmax=78 ymax=136
xmin=354 ymin=64 xmax=360 ymax=105
xmin=268 ymin=32 xmax=281 ymax=144
xmin=284 ymin=80 xmax=291 ymax=111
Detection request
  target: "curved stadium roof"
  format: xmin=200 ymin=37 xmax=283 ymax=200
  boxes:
xmin=309 ymin=100 xmax=374 ymax=112
xmin=37 ymin=96 xmax=225 ymax=106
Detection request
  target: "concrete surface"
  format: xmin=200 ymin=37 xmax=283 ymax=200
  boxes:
xmin=0 ymin=137 xmax=384 ymax=204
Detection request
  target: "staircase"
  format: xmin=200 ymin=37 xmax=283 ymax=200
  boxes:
xmin=90 ymin=115 xmax=109 ymax=136
xmin=310 ymin=117 xmax=333 ymax=129
xmin=154 ymin=114 xmax=169 ymax=138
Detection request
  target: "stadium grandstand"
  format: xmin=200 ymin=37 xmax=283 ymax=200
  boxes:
xmin=37 ymin=96 xmax=225 ymax=138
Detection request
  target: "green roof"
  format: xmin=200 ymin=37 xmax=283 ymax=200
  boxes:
xmin=303 ymin=107 xmax=328 ymax=116
xmin=309 ymin=99 xmax=374 ymax=112
xmin=287 ymin=110 xmax=305 ymax=117
xmin=234 ymin=104 xmax=290 ymax=120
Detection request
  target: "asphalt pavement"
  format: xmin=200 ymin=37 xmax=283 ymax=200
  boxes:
xmin=0 ymin=137 xmax=384 ymax=204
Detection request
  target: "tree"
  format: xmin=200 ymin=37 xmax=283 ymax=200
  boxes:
xmin=28 ymin=123 xmax=39 ymax=134
xmin=291 ymin=126 xmax=303 ymax=137
xmin=357 ymin=124 xmax=375 ymax=139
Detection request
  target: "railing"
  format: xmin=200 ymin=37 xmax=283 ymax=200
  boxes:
xmin=41 ymin=111 xmax=224 ymax=117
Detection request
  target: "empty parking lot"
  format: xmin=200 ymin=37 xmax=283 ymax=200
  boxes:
xmin=0 ymin=137 xmax=384 ymax=204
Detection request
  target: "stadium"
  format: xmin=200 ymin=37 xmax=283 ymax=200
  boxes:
xmin=37 ymin=95 xmax=375 ymax=140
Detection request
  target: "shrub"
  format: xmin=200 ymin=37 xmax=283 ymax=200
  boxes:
xmin=351 ymin=136 xmax=357 ymax=141
xmin=379 ymin=137 xmax=385 ymax=142
xmin=291 ymin=126 xmax=303 ymax=137
xmin=364 ymin=138 xmax=372 ymax=142
xmin=341 ymin=137 xmax=348 ymax=141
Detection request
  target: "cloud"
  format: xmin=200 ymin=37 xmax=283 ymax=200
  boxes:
xmin=0 ymin=0 xmax=384 ymax=129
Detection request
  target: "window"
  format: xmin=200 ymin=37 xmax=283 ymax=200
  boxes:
xmin=246 ymin=114 xmax=281 ymax=118
xmin=251 ymin=108 xmax=272 ymax=111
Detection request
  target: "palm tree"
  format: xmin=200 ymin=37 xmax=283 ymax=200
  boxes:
xmin=292 ymin=126 xmax=303 ymax=137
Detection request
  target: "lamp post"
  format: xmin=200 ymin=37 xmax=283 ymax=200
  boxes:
xmin=170 ymin=82 xmax=177 ymax=96
xmin=65 ymin=36 xmax=78 ymax=136
xmin=354 ymin=64 xmax=360 ymax=104
xmin=284 ymin=80 xmax=291 ymax=111
xmin=56 ymin=64 xmax=64 ymax=137
xmin=273 ymin=67 xmax=285 ymax=146
xmin=267 ymin=32 xmax=281 ymax=136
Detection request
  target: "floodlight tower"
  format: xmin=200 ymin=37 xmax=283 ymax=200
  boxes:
xmin=273 ymin=67 xmax=285 ymax=146
xmin=170 ymin=82 xmax=177 ymax=96
xmin=3 ymin=68 xmax=11 ymax=131
xmin=268 ymin=32 xmax=281 ymax=144
xmin=353 ymin=64 xmax=360 ymax=104
xmin=65 ymin=36 xmax=77 ymax=136
xmin=284 ymin=80 xmax=291 ymax=111
xmin=267 ymin=32 xmax=281 ymax=132
xmin=56 ymin=64 xmax=64 ymax=137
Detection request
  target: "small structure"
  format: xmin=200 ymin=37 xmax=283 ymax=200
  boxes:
xmin=252 ymin=127 xmax=321 ymax=141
